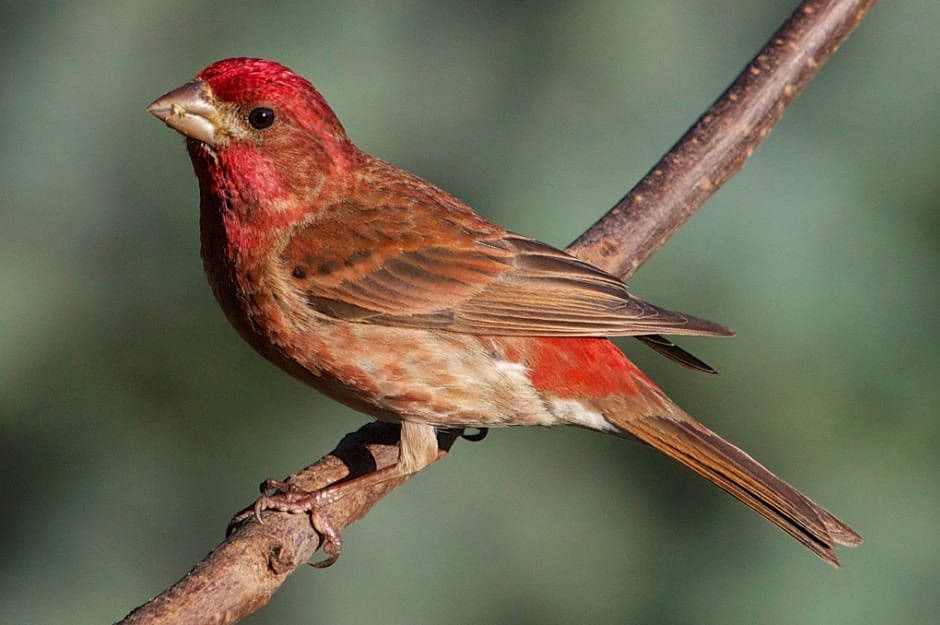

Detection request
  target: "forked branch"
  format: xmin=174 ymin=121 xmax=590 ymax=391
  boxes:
xmin=118 ymin=1 xmax=877 ymax=623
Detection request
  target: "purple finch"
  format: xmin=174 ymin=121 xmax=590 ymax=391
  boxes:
xmin=148 ymin=57 xmax=860 ymax=567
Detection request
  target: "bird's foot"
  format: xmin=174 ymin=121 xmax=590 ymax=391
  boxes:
xmin=227 ymin=478 xmax=343 ymax=568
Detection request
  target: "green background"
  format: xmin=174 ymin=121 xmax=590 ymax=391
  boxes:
xmin=2 ymin=1 xmax=937 ymax=623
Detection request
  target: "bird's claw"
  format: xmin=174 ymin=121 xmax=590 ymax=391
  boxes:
xmin=226 ymin=506 xmax=254 ymax=537
xmin=226 ymin=478 xmax=344 ymax=567
xmin=252 ymin=478 xmax=313 ymax=523
xmin=309 ymin=506 xmax=342 ymax=568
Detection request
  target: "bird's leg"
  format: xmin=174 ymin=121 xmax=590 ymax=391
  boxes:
xmin=227 ymin=422 xmax=443 ymax=567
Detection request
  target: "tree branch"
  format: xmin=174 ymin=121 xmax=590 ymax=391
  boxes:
xmin=568 ymin=0 xmax=877 ymax=281
xmin=119 ymin=424 xmax=464 ymax=625
xmin=118 ymin=1 xmax=877 ymax=623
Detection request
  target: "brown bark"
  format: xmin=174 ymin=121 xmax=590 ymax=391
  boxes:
xmin=117 ymin=1 xmax=878 ymax=623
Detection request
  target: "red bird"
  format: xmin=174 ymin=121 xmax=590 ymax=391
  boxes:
xmin=148 ymin=58 xmax=860 ymax=567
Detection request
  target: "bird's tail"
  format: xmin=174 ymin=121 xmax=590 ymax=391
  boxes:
xmin=604 ymin=398 xmax=862 ymax=566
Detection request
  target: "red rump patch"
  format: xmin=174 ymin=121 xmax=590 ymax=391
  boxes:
xmin=526 ymin=337 xmax=655 ymax=398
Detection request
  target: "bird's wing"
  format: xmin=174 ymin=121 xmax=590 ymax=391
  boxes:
xmin=635 ymin=334 xmax=719 ymax=374
xmin=282 ymin=197 xmax=732 ymax=338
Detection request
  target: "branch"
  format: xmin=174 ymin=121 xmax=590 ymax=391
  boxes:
xmin=118 ymin=1 xmax=877 ymax=623
xmin=119 ymin=424 xmax=464 ymax=625
xmin=568 ymin=0 xmax=877 ymax=281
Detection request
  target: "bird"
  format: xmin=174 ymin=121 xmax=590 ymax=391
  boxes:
xmin=147 ymin=57 xmax=860 ymax=567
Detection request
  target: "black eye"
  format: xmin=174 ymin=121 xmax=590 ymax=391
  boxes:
xmin=247 ymin=107 xmax=275 ymax=130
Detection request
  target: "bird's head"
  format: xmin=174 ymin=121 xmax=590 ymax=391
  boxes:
xmin=148 ymin=58 xmax=352 ymax=213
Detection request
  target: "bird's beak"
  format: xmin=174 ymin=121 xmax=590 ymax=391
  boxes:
xmin=147 ymin=79 xmax=220 ymax=147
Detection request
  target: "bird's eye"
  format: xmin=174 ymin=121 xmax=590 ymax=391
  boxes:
xmin=247 ymin=107 xmax=275 ymax=130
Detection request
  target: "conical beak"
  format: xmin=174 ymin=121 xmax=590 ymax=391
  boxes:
xmin=147 ymin=79 xmax=219 ymax=146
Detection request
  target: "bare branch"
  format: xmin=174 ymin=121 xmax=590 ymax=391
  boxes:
xmin=568 ymin=0 xmax=878 ymax=280
xmin=119 ymin=424 xmax=463 ymax=625
xmin=118 ymin=1 xmax=877 ymax=623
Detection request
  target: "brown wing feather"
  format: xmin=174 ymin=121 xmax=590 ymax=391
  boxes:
xmin=635 ymin=335 xmax=718 ymax=374
xmin=602 ymin=388 xmax=862 ymax=566
xmin=282 ymin=199 xmax=732 ymax=338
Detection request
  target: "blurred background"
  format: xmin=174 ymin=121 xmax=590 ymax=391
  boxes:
xmin=2 ymin=1 xmax=937 ymax=623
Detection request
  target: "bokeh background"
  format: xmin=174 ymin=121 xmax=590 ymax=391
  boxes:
xmin=2 ymin=1 xmax=938 ymax=623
